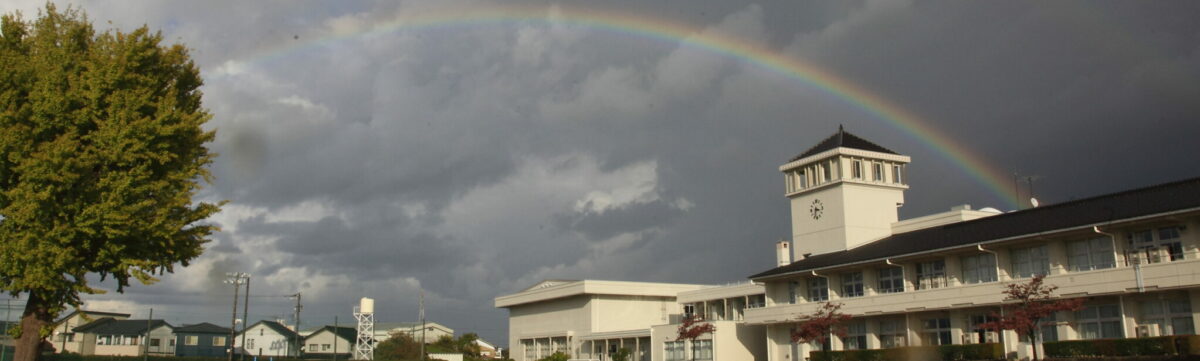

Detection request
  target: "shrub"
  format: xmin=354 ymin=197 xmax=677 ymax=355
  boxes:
xmin=1043 ymin=336 xmax=1192 ymax=358
xmin=810 ymin=344 xmax=1001 ymax=361
xmin=534 ymin=352 xmax=569 ymax=361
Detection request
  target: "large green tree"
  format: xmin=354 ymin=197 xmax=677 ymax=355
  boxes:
xmin=0 ymin=5 xmax=220 ymax=361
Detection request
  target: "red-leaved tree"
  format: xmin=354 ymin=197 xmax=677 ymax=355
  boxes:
xmin=676 ymin=314 xmax=716 ymax=361
xmin=978 ymin=274 xmax=1085 ymax=360
xmin=790 ymin=302 xmax=852 ymax=352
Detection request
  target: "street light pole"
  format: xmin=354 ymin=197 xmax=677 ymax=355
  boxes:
xmin=225 ymin=273 xmax=246 ymax=361
xmin=241 ymin=276 xmax=250 ymax=361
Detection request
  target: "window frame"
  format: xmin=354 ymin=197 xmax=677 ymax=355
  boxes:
xmin=841 ymin=272 xmax=864 ymax=298
xmin=1011 ymin=245 xmax=1050 ymax=278
xmin=877 ymin=267 xmax=904 ymax=294
xmin=1075 ymin=304 xmax=1123 ymax=339
xmin=807 ymin=277 xmax=829 ymax=302
xmin=916 ymin=260 xmax=947 ymax=290
xmin=961 ymin=253 xmax=997 ymax=284
xmin=1068 ymin=237 xmax=1115 ymax=272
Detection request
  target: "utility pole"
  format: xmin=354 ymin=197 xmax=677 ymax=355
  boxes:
xmin=241 ymin=276 xmax=251 ymax=361
xmin=3 ymin=298 xmax=11 ymax=361
xmin=419 ymin=290 xmax=425 ymax=361
xmin=144 ymin=308 xmax=152 ymax=361
xmin=292 ymin=293 xmax=302 ymax=357
xmin=225 ymin=273 xmax=247 ymax=361
xmin=333 ymin=316 xmax=338 ymax=361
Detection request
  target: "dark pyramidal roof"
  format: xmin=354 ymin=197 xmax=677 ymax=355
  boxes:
xmin=175 ymin=322 xmax=231 ymax=334
xmin=73 ymin=318 xmax=170 ymax=335
xmin=751 ymin=176 xmax=1200 ymax=279
xmin=790 ymin=125 xmax=898 ymax=162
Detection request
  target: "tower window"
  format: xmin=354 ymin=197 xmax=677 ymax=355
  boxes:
xmin=873 ymin=163 xmax=884 ymax=181
xmin=798 ymin=170 xmax=808 ymax=188
xmin=852 ymin=160 xmax=862 ymax=179
xmin=893 ymin=165 xmax=903 ymax=184
xmin=822 ymin=163 xmax=831 ymax=183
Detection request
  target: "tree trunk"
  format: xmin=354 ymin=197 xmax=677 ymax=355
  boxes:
xmin=13 ymin=293 xmax=53 ymax=361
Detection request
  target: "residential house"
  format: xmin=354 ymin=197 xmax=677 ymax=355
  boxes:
xmin=174 ymin=323 xmax=232 ymax=357
xmin=473 ymin=338 xmax=499 ymax=359
xmin=72 ymin=318 xmax=173 ymax=356
xmin=303 ymin=325 xmax=356 ymax=358
xmin=50 ymin=310 xmax=130 ymax=354
xmin=235 ymin=320 xmax=301 ymax=357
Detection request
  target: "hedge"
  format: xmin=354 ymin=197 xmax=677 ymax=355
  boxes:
xmin=1043 ymin=335 xmax=1199 ymax=357
xmin=810 ymin=343 xmax=1002 ymax=361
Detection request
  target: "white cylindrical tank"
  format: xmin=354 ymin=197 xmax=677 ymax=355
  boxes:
xmin=360 ymin=297 xmax=375 ymax=314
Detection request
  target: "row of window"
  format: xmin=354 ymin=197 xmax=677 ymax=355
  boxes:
xmin=97 ymin=336 xmax=222 ymax=347
xmin=786 ymin=228 xmax=1184 ymax=303
xmin=784 ymin=158 xmax=907 ymax=193
xmin=823 ymin=300 xmax=1193 ymax=351
xmin=521 ymin=338 xmax=570 ymax=358
xmin=664 ymin=340 xmax=711 ymax=361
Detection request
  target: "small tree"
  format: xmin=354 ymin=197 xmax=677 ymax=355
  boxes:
xmin=978 ymin=274 xmax=1085 ymax=361
xmin=790 ymin=302 xmax=851 ymax=352
xmin=676 ymin=314 xmax=715 ymax=361
xmin=376 ymin=333 xmax=423 ymax=361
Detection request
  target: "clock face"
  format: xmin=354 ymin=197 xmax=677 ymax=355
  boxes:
xmin=810 ymin=199 xmax=824 ymax=220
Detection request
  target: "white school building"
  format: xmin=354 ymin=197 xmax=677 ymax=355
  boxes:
xmin=497 ymin=128 xmax=1200 ymax=361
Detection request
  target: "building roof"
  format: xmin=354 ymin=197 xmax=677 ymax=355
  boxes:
xmin=243 ymin=320 xmax=299 ymax=339
xmin=311 ymin=325 xmax=357 ymax=342
xmin=54 ymin=310 xmax=132 ymax=325
xmin=73 ymin=318 xmax=171 ymax=335
xmin=175 ymin=322 xmax=232 ymax=334
xmin=495 ymin=280 xmax=709 ymax=308
xmin=751 ymin=176 xmax=1200 ymax=279
xmin=790 ymin=126 xmax=898 ymax=162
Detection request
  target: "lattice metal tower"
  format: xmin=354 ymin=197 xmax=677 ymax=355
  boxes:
xmin=353 ymin=298 xmax=376 ymax=360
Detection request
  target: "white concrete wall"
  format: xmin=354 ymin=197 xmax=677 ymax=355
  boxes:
xmin=236 ymin=324 xmax=297 ymax=357
xmin=507 ymin=295 xmax=591 ymax=361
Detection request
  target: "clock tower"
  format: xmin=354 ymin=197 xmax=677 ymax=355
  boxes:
xmin=781 ymin=126 xmax=910 ymax=258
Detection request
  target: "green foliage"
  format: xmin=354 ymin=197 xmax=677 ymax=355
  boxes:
xmin=534 ymin=352 xmax=569 ymax=361
xmin=611 ymin=347 xmax=631 ymax=361
xmin=809 ymin=343 xmax=1002 ymax=361
xmin=1043 ymin=336 xmax=1195 ymax=357
xmin=375 ymin=333 xmax=422 ymax=361
xmin=0 ymin=0 xmax=219 ymax=337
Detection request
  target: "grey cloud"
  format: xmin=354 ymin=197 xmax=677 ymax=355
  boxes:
xmin=554 ymin=199 xmax=688 ymax=242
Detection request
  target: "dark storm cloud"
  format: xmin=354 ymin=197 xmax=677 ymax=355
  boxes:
xmin=6 ymin=0 xmax=1198 ymax=346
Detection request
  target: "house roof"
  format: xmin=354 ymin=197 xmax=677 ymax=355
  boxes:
xmin=790 ymin=126 xmax=898 ymax=162
xmin=311 ymin=326 xmax=357 ymax=341
xmin=54 ymin=310 xmax=132 ymax=325
xmin=175 ymin=322 xmax=232 ymax=334
xmin=751 ymin=176 xmax=1200 ymax=279
xmin=243 ymin=320 xmax=299 ymax=339
xmin=73 ymin=318 xmax=171 ymax=335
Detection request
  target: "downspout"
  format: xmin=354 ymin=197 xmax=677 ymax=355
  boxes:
xmin=977 ymin=245 xmax=1005 ymax=355
xmin=1094 ymin=226 xmax=1140 ymax=292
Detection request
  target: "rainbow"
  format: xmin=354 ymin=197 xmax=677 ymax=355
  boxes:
xmin=236 ymin=3 xmax=1021 ymax=209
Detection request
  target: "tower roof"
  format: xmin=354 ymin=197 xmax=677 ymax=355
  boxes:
xmin=790 ymin=125 xmax=898 ymax=162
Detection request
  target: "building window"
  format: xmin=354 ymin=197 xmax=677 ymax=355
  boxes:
xmin=691 ymin=340 xmax=712 ymax=360
xmin=872 ymin=163 xmax=884 ymax=182
xmin=322 ymin=344 xmax=331 ymax=351
xmin=1141 ymin=298 xmax=1195 ymax=336
xmin=798 ymin=170 xmax=808 ymax=189
xmin=788 ymin=281 xmax=800 ymax=304
xmin=1040 ymin=312 xmax=1060 ymax=343
xmin=821 ymin=163 xmax=831 ymax=183
xmin=185 ymin=336 xmax=199 ymax=346
xmin=1128 ymin=226 xmax=1184 ymax=262
xmin=247 ymin=338 xmax=255 ymax=350
xmin=212 ymin=336 xmax=226 ymax=347
xmin=851 ymin=160 xmax=863 ymax=179
xmin=922 ymin=318 xmax=952 ymax=346
xmin=683 ymin=304 xmax=695 ymax=319
xmin=169 ymin=339 xmax=175 ymax=347
xmin=841 ymin=272 xmax=864 ymax=298
xmin=1068 ymin=237 xmax=1115 ymax=271
xmin=967 ymin=314 xmax=999 ymax=344
xmin=1075 ymin=304 xmax=1123 ymax=339
xmin=878 ymin=267 xmax=904 ymax=293
xmin=664 ymin=341 xmax=685 ymax=361
xmin=893 ymin=165 xmax=903 ymax=184
xmin=1012 ymin=245 xmax=1050 ymax=278
xmin=962 ymin=253 xmax=997 ymax=284
xmin=149 ymin=338 xmax=161 ymax=347
xmin=879 ymin=319 xmax=907 ymax=348
xmin=807 ymin=277 xmax=828 ymax=302
xmin=842 ymin=321 xmax=867 ymax=350
xmin=310 ymin=344 xmax=318 ymax=352
xmin=916 ymin=260 xmax=947 ymax=290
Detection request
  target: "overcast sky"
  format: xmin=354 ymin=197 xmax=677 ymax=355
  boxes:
xmin=3 ymin=0 xmax=1199 ymax=346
